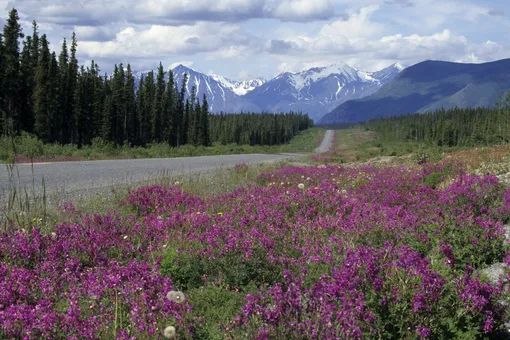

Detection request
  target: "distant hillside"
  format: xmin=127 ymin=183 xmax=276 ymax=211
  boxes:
xmin=319 ymin=58 xmax=510 ymax=125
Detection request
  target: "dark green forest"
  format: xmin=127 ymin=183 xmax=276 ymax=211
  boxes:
xmin=355 ymin=93 xmax=510 ymax=147
xmin=0 ymin=9 xmax=312 ymax=148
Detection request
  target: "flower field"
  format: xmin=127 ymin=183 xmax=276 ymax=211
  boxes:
xmin=1 ymin=160 xmax=510 ymax=339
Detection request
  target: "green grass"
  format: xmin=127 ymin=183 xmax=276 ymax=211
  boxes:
xmin=329 ymin=128 xmax=469 ymax=164
xmin=0 ymin=128 xmax=325 ymax=164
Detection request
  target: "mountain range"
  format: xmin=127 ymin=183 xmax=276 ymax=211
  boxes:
xmin=130 ymin=62 xmax=403 ymax=121
xmin=319 ymin=58 xmax=510 ymax=125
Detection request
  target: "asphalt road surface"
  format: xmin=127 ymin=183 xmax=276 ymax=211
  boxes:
xmin=0 ymin=130 xmax=334 ymax=196
xmin=314 ymin=129 xmax=334 ymax=153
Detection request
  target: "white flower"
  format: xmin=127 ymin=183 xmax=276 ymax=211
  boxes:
xmin=51 ymin=232 xmax=57 ymax=238
xmin=166 ymin=290 xmax=186 ymax=304
xmin=280 ymin=182 xmax=284 ymax=185
xmin=163 ymin=325 xmax=176 ymax=338
xmin=123 ymin=235 xmax=128 ymax=240
xmin=298 ymin=183 xmax=305 ymax=190
xmin=174 ymin=181 xmax=180 ymax=185
xmin=306 ymin=177 xmax=311 ymax=181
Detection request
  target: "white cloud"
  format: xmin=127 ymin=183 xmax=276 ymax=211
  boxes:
xmin=263 ymin=3 xmax=509 ymax=74
xmin=319 ymin=5 xmax=383 ymax=39
xmin=269 ymin=0 xmax=334 ymax=21
xmin=77 ymin=22 xmax=254 ymax=60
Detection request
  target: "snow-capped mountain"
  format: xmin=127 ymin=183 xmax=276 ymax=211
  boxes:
xmin=210 ymin=75 xmax=266 ymax=96
xmin=128 ymin=62 xmax=403 ymax=121
xmin=243 ymin=62 xmax=403 ymax=121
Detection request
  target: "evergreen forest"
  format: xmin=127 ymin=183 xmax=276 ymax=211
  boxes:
xmin=0 ymin=9 xmax=312 ymax=149
xmin=352 ymin=92 xmax=510 ymax=147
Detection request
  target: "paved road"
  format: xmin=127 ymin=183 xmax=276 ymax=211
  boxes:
xmin=0 ymin=130 xmax=334 ymax=196
xmin=0 ymin=154 xmax=300 ymax=195
xmin=314 ymin=129 xmax=334 ymax=153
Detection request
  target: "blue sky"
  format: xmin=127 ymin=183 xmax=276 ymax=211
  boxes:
xmin=2 ymin=0 xmax=509 ymax=80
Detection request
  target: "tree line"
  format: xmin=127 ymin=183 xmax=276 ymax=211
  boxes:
xmin=210 ymin=112 xmax=312 ymax=146
xmin=354 ymin=91 xmax=510 ymax=147
xmin=0 ymin=8 xmax=312 ymax=148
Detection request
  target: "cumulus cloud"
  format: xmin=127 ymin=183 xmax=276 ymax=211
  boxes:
xmin=267 ymin=39 xmax=300 ymax=54
xmin=268 ymin=0 xmax=335 ymax=21
xmin=77 ymin=22 xmax=257 ymax=62
xmin=74 ymin=25 xmax=116 ymax=42
xmin=10 ymin=0 xmax=336 ymax=26
xmin=3 ymin=0 xmax=508 ymax=79
xmin=264 ymin=4 xmax=509 ymax=74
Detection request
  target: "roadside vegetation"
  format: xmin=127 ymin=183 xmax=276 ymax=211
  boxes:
xmin=2 ymin=120 xmax=510 ymax=338
xmin=0 ymin=127 xmax=323 ymax=164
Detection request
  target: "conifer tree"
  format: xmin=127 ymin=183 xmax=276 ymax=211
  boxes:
xmin=90 ymin=62 xmax=103 ymax=139
xmin=2 ymin=8 xmax=24 ymax=134
xmin=19 ymin=35 xmax=34 ymax=133
xmin=101 ymin=77 xmax=113 ymax=141
xmin=201 ymin=94 xmax=210 ymax=146
xmin=176 ymin=73 xmax=188 ymax=146
xmin=33 ymin=35 xmax=51 ymax=141
xmin=111 ymin=63 xmax=126 ymax=144
xmin=125 ymin=64 xmax=137 ymax=145
xmin=65 ymin=32 xmax=78 ymax=144
xmin=57 ymin=38 xmax=69 ymax=143
xmin=136 ymin=75 xmax=145 ymax=144
xmin=162 ymin=70 xmax=175 ymax=145
xmin=152 ymin=62 xmax=165 ymax=142
xmin=48 ymin=52 xmax=60 ymax=142
xmin=0 ymin=33 xmax=5 ymax=134
xmin=142 ymin=71 xmax=155 ymax=143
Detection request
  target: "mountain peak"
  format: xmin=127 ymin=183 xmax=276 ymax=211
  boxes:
xmin=172 ymin=64 xmax=196 ymax=72
xmin=393 ymin=63 xmax=404 ymax=71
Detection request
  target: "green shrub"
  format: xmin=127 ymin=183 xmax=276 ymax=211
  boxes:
xmin=160 ymin=246 xmax=283 ymax=290
xmin=423 ymin=172 xmax=444 ymax=189
xmin=16 ymin=132 xmax=44 ymax=161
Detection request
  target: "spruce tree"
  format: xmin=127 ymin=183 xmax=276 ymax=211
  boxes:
xmin=141 ymin=71 xmax=155 ymax=144
xmin=136 ymin=75 xmax=145 ymax=144
xmin=90 ymin=62 xmax=103 ymax=140
xmin=201 ymin=94 xmax=210 ymax=146
xmin=176 ymin=73 xmax=188 ymax=146
xmin=19 ymin=35 xmax=34 ymax=133
xmin=33 ymin=35 xmax=51 ymax=141
xmin=152 ymin=62 xmax=165 ymax=142
xmin=65 ymin=32 xmax=78 ymax=144
xmin=2 ymin=8 xmax=24 ymax=134
xmin=48 ymin=52 xmax=60 ymax=142
xmin=57 ymin=38 xmax=69 ymax=143
xmin=162 ymin=70 xmax=175 ymax=145
xmin=0 ymin=33 xmax=4 ymax=134
xmin=111 ymin=63 xmax=126 ymax=144
xmin=101 ymin=78 xmax=113 ymax=141
xmin=125 ymin=64 xmax=137 ymax=145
